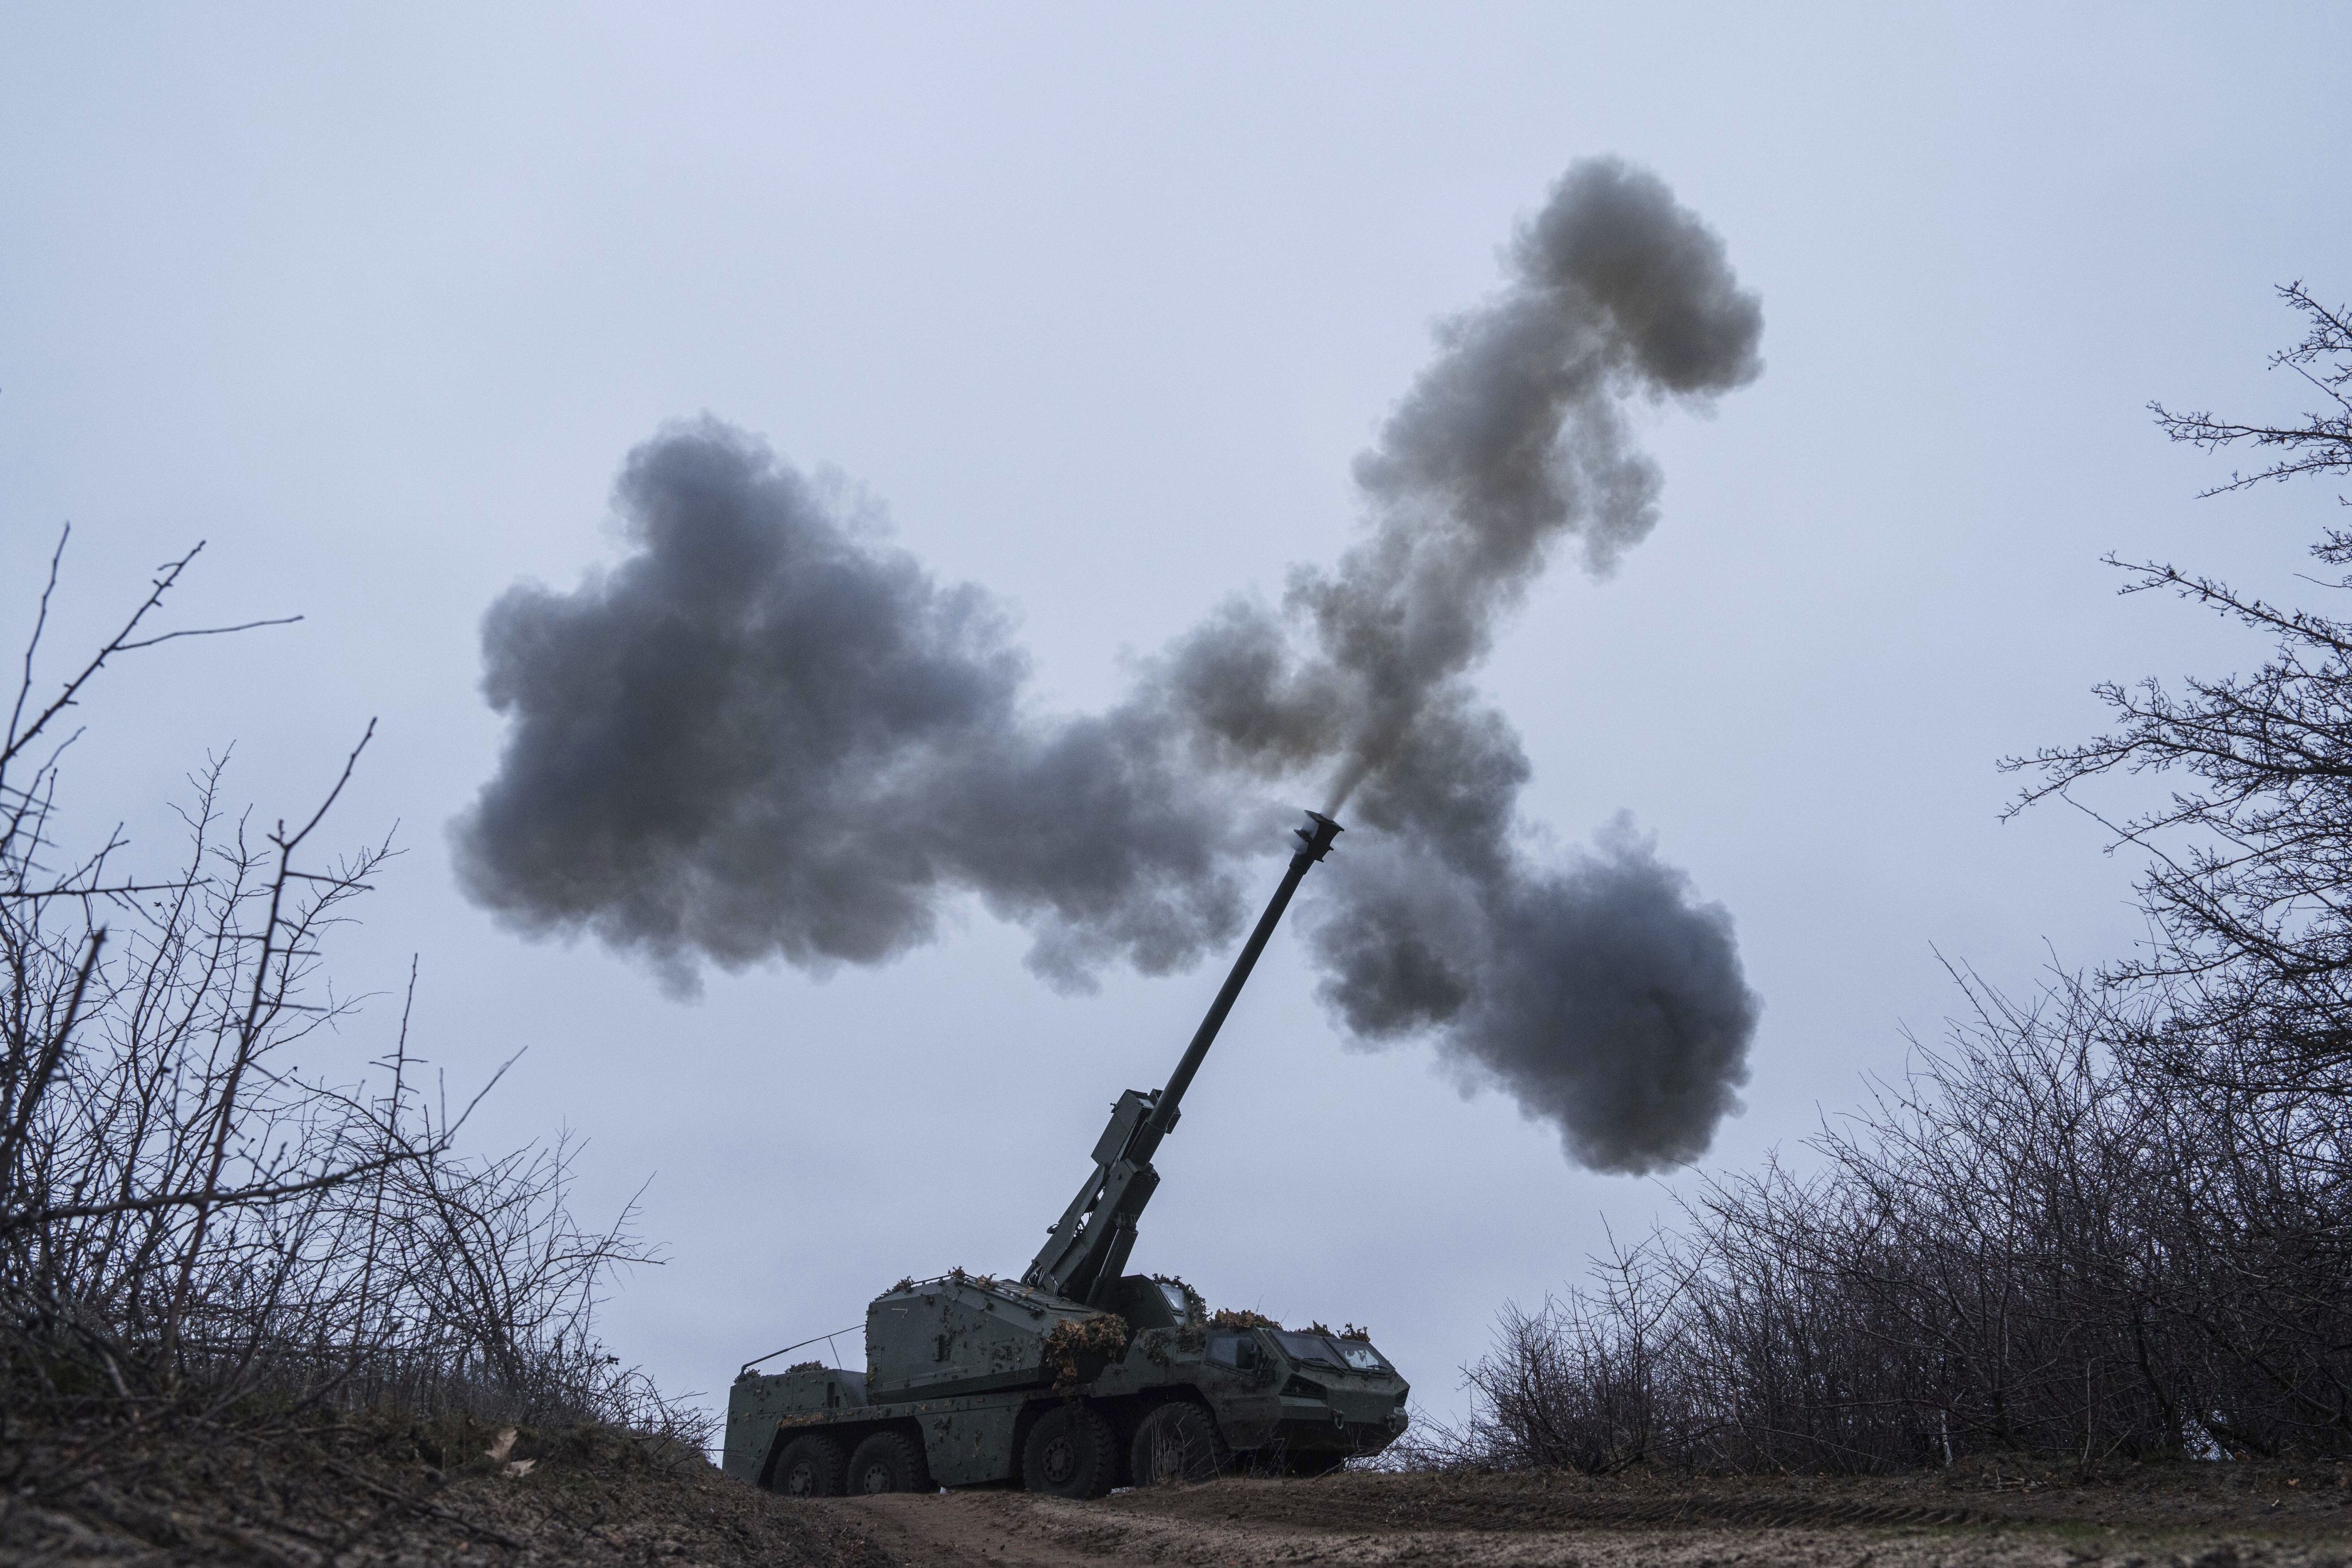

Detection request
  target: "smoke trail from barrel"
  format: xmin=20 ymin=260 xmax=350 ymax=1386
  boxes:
xmin=453 ymin=157 xmax=1763 ymax=1171
xmin=1152 ymin=157 xmax=1763 ymax=810
xmin=1132 ymin=157 xmax=1766 ymax=1169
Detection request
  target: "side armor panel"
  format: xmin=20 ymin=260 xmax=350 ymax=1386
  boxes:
xmin=917 ymin=1399 xmax=1025 ymax=1486
xmin=866 ymin=1277 xmax=1096 ymax=1400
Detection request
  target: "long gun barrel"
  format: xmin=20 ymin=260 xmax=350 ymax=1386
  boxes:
xmin=1022 ymin=810 xmax=1342 ymax=1305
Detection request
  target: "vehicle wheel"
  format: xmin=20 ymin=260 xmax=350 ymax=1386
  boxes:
xmin=1021 ymin=1403 xmax=1117 ymax=1499
xmin=769 ymin=1434 xmax=847 ymax=1497
xmin=846 ymin=1430 xmax=930 ymax=1494
xmin=1128 ymin=1401 xmax=1230 ymax=1487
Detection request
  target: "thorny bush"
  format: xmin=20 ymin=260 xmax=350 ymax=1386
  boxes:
xmin=0 ymin=535 xmax=707 ymax=1493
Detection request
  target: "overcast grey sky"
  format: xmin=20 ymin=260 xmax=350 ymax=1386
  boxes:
xmin=5 ymin=3 xmax=2347 ymax=1432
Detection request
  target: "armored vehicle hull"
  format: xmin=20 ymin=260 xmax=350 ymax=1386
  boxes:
xmin=723 ymin=1270 xmax=1408 ymax=1495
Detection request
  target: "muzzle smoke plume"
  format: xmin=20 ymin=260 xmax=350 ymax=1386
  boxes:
xmin=455 ymin=158 xmax=1763 ymax=1173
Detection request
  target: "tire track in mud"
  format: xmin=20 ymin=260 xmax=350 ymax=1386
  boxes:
xmin=841 ymin=1494 xmax=1103 ymax=1567
xmin=840 ymin=1487 xmax=2352 ymax=1568
xmin=1144 ymin=1488 xmax=1990 ymax=1532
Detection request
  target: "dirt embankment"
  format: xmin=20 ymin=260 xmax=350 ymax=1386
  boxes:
xmin=0 ymin=1416 xmax=893 ymax=1568
xmin=847 ymin=1462 xmax=2352 ymax=1568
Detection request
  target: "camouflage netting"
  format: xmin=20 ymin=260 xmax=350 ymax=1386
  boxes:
xmin=1208 ymin=1308 xmax=1281 ymax=1331
xmin=1303 ymin=1320 xmax=1377 ymax=1341
xmin=1042 ymin=1314 xmax=1131 ymax=1395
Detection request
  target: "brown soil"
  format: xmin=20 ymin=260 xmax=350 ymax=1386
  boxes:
xmin=0 ymin=1414 xmax=895 ymax=1567
xmin=846 ymin=1461 xmax=2352 ymax=1568
xmin=12 ymin=1428 xmax=2350 ymax=1567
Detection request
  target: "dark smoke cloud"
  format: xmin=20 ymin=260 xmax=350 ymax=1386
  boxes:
xmin=454 ymin=423 xmax=1249 ymax=994
xmin=1134 ymin=157 xmax=1763 ymax=1169
xmin=1153 ymin=157 xmax=1764 ymax=807
xmin=454 ymin=157 xmax=1762 ymax=1171
xmin=1309 ymin=699 xmax=1755 ymax=1172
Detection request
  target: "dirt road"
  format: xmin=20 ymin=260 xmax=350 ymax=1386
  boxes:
xmin=843 ymin=1467 xmax=2352 ymax=1568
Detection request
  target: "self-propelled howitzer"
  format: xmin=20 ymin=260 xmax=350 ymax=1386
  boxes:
xmin=722 ymin=811 xmax=1411 ymax=1499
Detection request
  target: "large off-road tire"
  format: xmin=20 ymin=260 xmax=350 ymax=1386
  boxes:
xmin=846 ymin=1430 xmax=931 ymax=1494
xmin=769 ymin=1433 xmax=847 ymax=1497
xmin=1021 ymin=1403 xmax=1117 ymax=1499
xmin=1128 ymin=1401 xmax=1230 ymax=1487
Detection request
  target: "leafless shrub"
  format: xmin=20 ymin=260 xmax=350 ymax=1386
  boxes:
xmin=1448 ymin=1243 xmax=1686 ymax=1474
xmin=1438 ymin=974 xmax=2350 ymax=1474
xmin=1 ymin=533 xmax=706 ymax=1492
xmin=2009 ymin=281 xmax=2352 ymax=1098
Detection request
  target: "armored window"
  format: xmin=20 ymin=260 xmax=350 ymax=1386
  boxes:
xmin=1273 ymin=1331 xmax=1343 ymax=1368
xmin=1206 ymin=1333 xmax=1262 ymax=1370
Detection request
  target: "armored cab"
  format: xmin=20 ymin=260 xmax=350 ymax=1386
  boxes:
xmin=723 ymin=812 xmax=1411 ymax=1497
